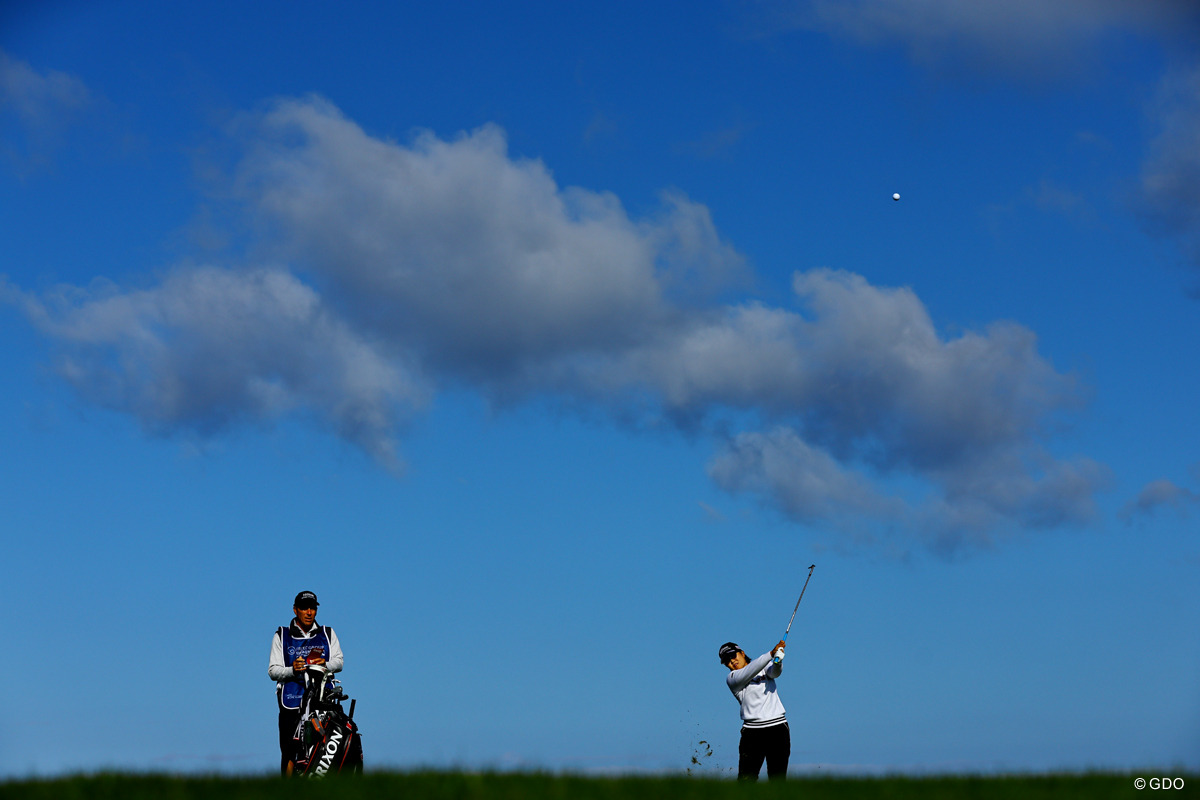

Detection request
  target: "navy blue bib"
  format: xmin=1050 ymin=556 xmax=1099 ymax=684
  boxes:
xmin=279 ymin=625 xmax=331 ymax=709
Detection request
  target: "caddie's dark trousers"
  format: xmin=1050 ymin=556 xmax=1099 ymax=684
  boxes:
xmin=278 ymin=708 xmax=301 ymax=776
xmin=738 ymin=722 xmax=790 ymax=781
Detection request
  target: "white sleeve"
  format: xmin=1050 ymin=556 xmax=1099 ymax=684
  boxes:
xmin=766 ymin=655 xmax=782 ymax=679
xmin=726 ymin=652 xmax=774 ymax=693
xmin=326 ymin=627 xmax=344 ymax=673
xmin=268 ymin=629 xmax=295 ymax=682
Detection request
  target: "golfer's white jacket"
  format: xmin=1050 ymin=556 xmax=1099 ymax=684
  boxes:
xmin=726 ymin=652 xmax=786 ymax=729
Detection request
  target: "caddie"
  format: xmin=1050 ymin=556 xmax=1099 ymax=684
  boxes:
xmin=268 ymin=591 xmax=344 ymax=775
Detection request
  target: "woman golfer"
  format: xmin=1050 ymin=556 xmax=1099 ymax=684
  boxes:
xmin=718 ymin=640 xmax=789 ymax=781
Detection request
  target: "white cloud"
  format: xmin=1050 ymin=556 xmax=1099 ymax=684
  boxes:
xmin=1118 ymin=478 xmax=1200 ymax=522
xmin=7 ymin=267 xmax=426 ymax=471
xmin=0 ymin=49 xmax=93 ymax=169
xmin=566 ymin=268 xmax=1081 ymax=477
xmin=775 ymin=0 xmax=1199 ymax=79
xmin=707 ymin=427 xmax=1107 ymax=552
xmin=708 ymin=427 xmax=902 ymax=527
xmin=1140 ymin=66 xmax=1200 ymax=271
xmin=9 ymin=96 xmax=1103 ymax=551
xmin=0 ymin=49 xmax=91 ymax=125
xmin=232 ymin=97 xmax=746 ymax=384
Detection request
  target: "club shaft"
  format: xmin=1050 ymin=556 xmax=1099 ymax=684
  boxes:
xmin=782 ymin=564 xmax=815 ymax=639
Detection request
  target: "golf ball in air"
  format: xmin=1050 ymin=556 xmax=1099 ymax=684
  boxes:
xmin=892 ymin=193 xmax=900 ymax=201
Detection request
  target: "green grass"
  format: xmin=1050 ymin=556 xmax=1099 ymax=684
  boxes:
xmin=1 ymin=771 xmax=1190 ymax=800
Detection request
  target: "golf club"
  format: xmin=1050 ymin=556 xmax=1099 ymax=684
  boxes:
xmin=774 ymin=564 xmax=815 ymax=664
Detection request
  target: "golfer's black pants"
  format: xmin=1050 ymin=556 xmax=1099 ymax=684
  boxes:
xmin=738 ymin=722 xmax=790 ymax=781
xmin=278 ymin=708 xmax=301 ymax=776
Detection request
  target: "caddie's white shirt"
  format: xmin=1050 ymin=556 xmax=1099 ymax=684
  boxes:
xmin=726 ymin=652 xmax=786 ymax=729
xmin=268 ymin=619 xmax=344 ymax=689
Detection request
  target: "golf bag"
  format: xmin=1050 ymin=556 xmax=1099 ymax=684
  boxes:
xmin=290 ymin=664 xmax=363 ymax=777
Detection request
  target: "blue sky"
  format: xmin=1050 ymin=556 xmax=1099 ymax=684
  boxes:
xmin=2 ymin=0 xmax=1198 ymax=777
